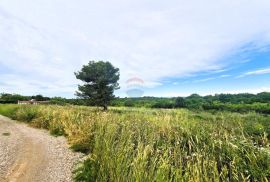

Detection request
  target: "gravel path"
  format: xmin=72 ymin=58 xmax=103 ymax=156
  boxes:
xmin=0 ymin=115 xmax=83 ymax=182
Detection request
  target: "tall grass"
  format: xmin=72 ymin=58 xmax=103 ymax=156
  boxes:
xmin=0 ymin=104 xmax=269 ymax=181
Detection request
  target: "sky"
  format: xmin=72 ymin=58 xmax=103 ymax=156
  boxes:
xmin=0 ymin=0 xmax=270 ymax=98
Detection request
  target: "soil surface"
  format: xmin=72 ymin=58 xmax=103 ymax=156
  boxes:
xmin=0 ymin=115 xmax=83 ymax=182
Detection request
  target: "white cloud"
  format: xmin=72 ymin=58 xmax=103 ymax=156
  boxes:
xmin=238 ymin=67 xmax=270 ymax=78
xmin=0 ymin=74 xmax=76 ymax=97
xmin=220 ymin=75 xmax=231 ymax=78
xmin=193 ymin=74 xmax=231 ymax=83
xmin=0 ymin=0 xmax=270 ymax=97
xmin=143 ymin=81 xmax=163 ymax=88
xmin=193 ymin=77 xmax=216 ymax=83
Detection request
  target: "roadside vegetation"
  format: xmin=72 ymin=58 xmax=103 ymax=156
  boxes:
xmin=0 ymin=104 xmax=270 ymax=181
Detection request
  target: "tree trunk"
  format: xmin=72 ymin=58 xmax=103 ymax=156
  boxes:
xmin=103 ymin=105 xmax=108 ymax=111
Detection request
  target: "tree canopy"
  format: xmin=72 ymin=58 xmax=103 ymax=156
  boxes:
xmin=75 ymin=61 xmax=120 ymax=110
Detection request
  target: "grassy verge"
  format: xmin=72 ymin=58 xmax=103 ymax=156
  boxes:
xmin=0 ymin=104 xmax=270 ymax=181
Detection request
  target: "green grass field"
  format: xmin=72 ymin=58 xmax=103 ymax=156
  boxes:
xmin=0 ymin=104 xmax=270 ymax=181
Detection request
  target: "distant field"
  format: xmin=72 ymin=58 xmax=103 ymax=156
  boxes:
xmin=0 ymin=104 xmax=270 ymax=181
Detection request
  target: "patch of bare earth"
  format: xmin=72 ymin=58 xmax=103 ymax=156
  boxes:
xmin=0 ymin=115 xmax=83 ymax=182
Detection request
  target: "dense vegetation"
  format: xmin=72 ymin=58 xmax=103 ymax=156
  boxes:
xmin=111 ymin=92 xmax=270 ymax=114
xmin=0 ymin=93 xmax=85 ymax=105
xmin=0 ymin=93 xmax=50 ymax=103
xmin=0 ymin=104 xmax=270 ymax=181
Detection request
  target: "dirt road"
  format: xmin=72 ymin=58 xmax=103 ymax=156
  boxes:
xmin=0 ymin=115 xmax=83 ymax=182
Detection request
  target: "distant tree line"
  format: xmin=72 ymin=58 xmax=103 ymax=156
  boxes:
xmin=1 ymin=92 xmax=270 ymax=114
xmin=0 ymin=93 xmax=84 ymax=105
xmin=111 ymin=92 xmax=270 ymax=114
xmin=0 ymin=93 xmax=50 ymax=103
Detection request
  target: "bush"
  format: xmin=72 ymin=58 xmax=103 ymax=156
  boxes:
xmin=15 ymin=106 xmax=38 ymax=122
xmin=0 ymin=104 xmax=19 ymax=119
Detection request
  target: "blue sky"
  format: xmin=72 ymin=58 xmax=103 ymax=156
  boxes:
xmin=0 ymin=0 xmax=270 ymax=98
xmin=145 ymin=46 xmax=270 ymax=97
